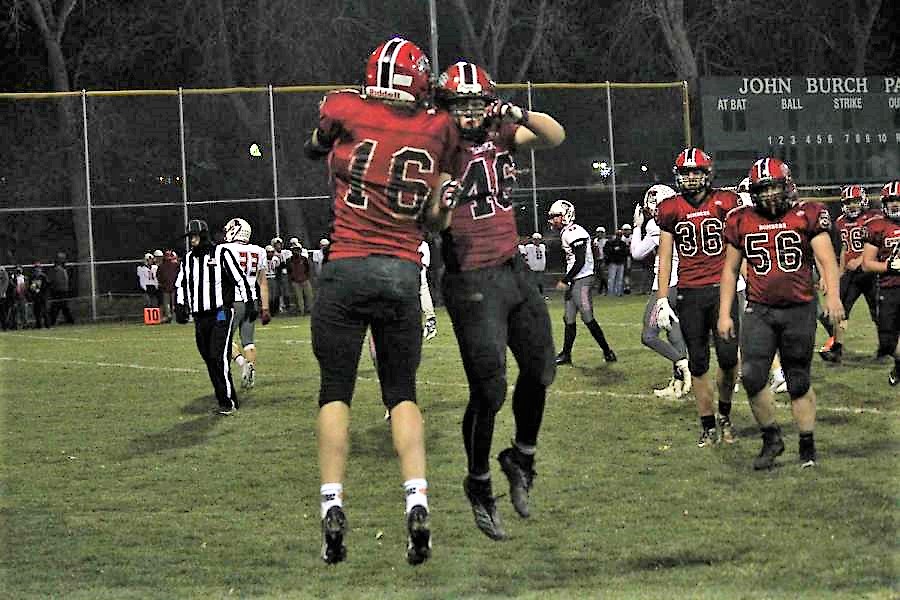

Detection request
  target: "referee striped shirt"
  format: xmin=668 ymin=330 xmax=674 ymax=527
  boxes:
xmin=175 ymin=244 xmax=253 ymax=313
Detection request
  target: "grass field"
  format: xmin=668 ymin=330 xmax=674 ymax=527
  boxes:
xmin=1 ymin=294 xmax=896 ymax=599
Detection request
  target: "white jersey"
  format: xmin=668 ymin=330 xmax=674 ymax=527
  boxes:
xmin=221 ymin=242 xmax=267 ymax=300
xmin=629 ymin=219 xmax=678 ymax=291
xmin=524 ymin=242 xmax=547 ymax=272
xmin=560 ymin=223 xmax=594 ymax=280
xmin=310 ymin=249 xmax=326 ymax=275
xmin=418 ymin=241 xmax=431 ymax=270
xmin=137 ymin=264 xmax=155 ymax=290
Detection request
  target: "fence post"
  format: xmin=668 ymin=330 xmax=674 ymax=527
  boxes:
xmin=527 ymin=81 xmax=539 ymax=233
xmin=682 ymin=80 xmax=692 ymax=148
xmin=81 ymin=90 xmax=98 ymax=321
xmin=178 ymin=88 xmax=189 ymax=251
xmin=605 ymin=82 xmax=618 ymax=230
xmin=269 ymin=84 xmax=280 ymax=237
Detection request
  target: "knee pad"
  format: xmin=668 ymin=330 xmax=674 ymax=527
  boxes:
xmin=785 ymin=369 xmax=811 ymax=399
xmin=468 ymin=373 xmax=508 ymax=413
xmin=688 ymin=351 xmax=710 ymax=378
xmin=740 ymin=361 xmax=769 ymax=397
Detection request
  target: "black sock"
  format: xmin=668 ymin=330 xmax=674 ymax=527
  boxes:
xmin=701 ymin=415 xmax=716 ymax=431
xmin=562 ymin=323 xmax=576 ymax=355
xmin=799 ymin=431 xmax=815 ymax=455
xmin=718 ymin=401 xmax=732 ymax=418
xmin=819 ymin=313 xmax=835 ymax=337
xmin=512 ymin=374 xmax=546 ymax=449
xmin=761 ymin=424 xmax=782 ymax=442
xmin=831 ymin=342 xmax=843 ymax=352
xmin=585 ymin=320 xmax=610 ymax=353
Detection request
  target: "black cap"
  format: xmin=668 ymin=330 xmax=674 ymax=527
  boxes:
xmin=185 ymin=219 xmax=209 ymax=237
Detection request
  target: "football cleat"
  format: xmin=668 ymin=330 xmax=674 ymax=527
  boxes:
xmin=716 ymin=414 xmax=736 ymax=444
xmin=752 ymin=433 xmax=785 ymax=470
xmin=462 ymin=477 xmax=507 ymax=540
xmin=770 ymin=375 xmax=787 ymax=394
xmin=819 ymin=347 xmax=842 ymax=364
xmin=653 ymin=378 xmax=679 ymax=398
xmin=889 ymin=368 xmax=898 ymax=387
xmin=554 ymin=352 xmax=572 ymax=366
xmin=321 ymin=506 xmax=348 ymax=564
xmin=497 ymin=447 xmax=536 ymax=519
xmin=405 ymin=505 xmax=432 ymax=565
xmin=674 ymin=359 xmax=691 ymax=395
xmin=697 ymin=428 xmax=718 ymax=448
xmin=603 ymin=349 xmax=618 ymax=363
xmin=819 ymin=336 xmax=835 ymax=352
xmin=799 ymin=449 xmax=817 ymax=469
xmin=245 ymin=363 xmax=256 ymax=388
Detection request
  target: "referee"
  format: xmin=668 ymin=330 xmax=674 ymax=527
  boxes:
xmin=175 ymin=219 xmax=256 ymax=415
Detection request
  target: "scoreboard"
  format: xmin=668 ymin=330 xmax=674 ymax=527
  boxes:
xmin=701 ymin=76 xmax=900 ymax=187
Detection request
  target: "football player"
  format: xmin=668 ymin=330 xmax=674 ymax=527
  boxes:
xmin=861 ymin=181 xmax=900 ymax=385
xmin=719 ymin=158 xmax=844 ymax=469
xmin=304 ymin=37 xmax=460 ymax=565
xmin=221 ymin=217 xmax=271 ymax=389
xmin=549 ymin=199 xmax=618 ymax=365
xmin=435 ymin=61 xmax=564 ymax=540
xmin=819 ymin=185 xmax=881 ymax=362
xmin=655 ymin=148 xmax=740 ymax=447
xmin=630 ymin=184 xmax=691 ymax=398
xmin=523 ymin=232 xmax=547 ymax=294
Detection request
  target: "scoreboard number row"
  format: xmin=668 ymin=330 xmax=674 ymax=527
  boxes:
xmin=767 ymin=132 xmax=898 ymax=145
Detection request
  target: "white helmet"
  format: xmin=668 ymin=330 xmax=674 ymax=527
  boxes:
xmin=264 ymin=245 xmax=275 ymax=252
xmin=289 ymin=236 xmax=301 ymax=248
xmin=737 ymin=177 xmax=751 ymax=194
xmin=153 ymin=249 xmax=164 ymax=257
xmin=642 ymin=184 xmax=677 ymax=218
xmin=319 ymin=238 xmax=330 ymax=248
xmin=548 ymin=199 xmax=575 ymax=230
xmin=144 ymin=253 xmax=153 ymax=262
xmin=271 ymin=236 xmax=283 ymax=246
xmin=224 ymin=217 xmax=252 ymax=243
xmin=621 ymin=223 xmax=632 ymax=231
xmin=531 ymin=232 xmax=542 ymax=240
xmin=595 ymin=226 xmax=606 ymax=235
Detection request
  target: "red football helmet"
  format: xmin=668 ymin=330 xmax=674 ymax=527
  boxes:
xmin=364 ymin=37 xmax=431 ymax=104
xmin=840 ymin=185 xmax=868 ymax=219
xmin=435 ymin=61 xmax=497 ymax=140
xmin=748 ymin=157 xmax=796 ymax=218
xmin=881 ymin=181 xmax=900 ymax=221
xmin=673 ymin=148 xmax=713 ymax=196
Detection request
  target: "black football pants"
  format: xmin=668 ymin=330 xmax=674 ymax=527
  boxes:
xmin=194 ymin=309 xmax=238 ymax=411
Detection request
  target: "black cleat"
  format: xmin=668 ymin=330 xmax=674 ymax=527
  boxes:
xmin=753 ymin=434 xmax=785 ymax=470
xmin=554 ymin=352 xmax=572 ymax=365
xmin=799 ymin=449 xmax=817 ymax=469
xmin=405 ymin=505 xmax=432 ymax=565
xmin=497 ymin=448 xmax=536 ymax=518
xmin=889 ymin=368 xmax=898 ymax=387
xmin=818 ymin=348 xmax=842 ymax=364
xmin=603 ymin=349 xmax=617 ymax=363
xmin=321 ymin=506 xmax=348 ymax=564
xmin=463 ymin=477 xmax=507 ymax=541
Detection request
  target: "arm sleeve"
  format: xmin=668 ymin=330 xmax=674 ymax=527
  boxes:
xmin=562 ymin=238 xmax=588 ymax=284
xmin=630 ymin=221 xmax=660 ymax=260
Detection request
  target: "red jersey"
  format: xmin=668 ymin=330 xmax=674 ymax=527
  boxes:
xmin=865 ymin=215 xmax=900 ymax=288
xmin=725 ymin=202 xmax=831 ymax=306
xmin=319 ymin=91 xmax=459 ymax=266
xmin=656 ymin=189 xmax=740 ymax=288
xmin=443 ymin=123 xmax=521 ymax=271
xmin=836 ymin=209 xmax=881 ymax=264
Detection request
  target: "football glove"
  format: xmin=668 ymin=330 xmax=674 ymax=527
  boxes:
xmin=440 ymin=179 xmax=463 ymax=210
xmin=654 ymin=297 xmax=679 ymax=330
xmin=245 ymin=299 xmax=258 ymax=323
xmin=260 ymin=308 xmax=271 ymax=325
xmin=486 ymin=100 xmax=529 ymax=125
xmin=175 ymin=304 xmax=189 ymax=324
xmin=633 ymin=203 xmax=645 ymax=230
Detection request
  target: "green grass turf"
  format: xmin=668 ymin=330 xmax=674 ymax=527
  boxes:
xmin=1 ymin=294 xmax=896 ymax=599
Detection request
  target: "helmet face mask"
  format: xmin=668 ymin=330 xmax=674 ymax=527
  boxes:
xmin=880 ymin=181 xmax=900 ymax=221
xmin=643 ymin=184 xmax=676 ymax=219
xmin=840 ymin=185 xmax=868 ymax=219
xmin=436 ymin=62 xmax=497 ymax=141
xmin=748 ymin=158 xmax=794 ymax=219
xmin=673 ymin=148 xmax=713 ymax=198
xmin=547 ymin=199 xmax=575 ymax=231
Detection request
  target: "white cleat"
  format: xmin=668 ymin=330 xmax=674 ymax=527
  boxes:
xmin=423 ymin=317 xmax=437 ymax=341
xmin=770 ymin=377 xmax=787 ymax=394
xmin=241 ymin=362 xmax=255 ymax=389
xmin=653 ymin=378 xmax=679 ymax=398
xmin=675 ymin=358 xmax=691 ymax=395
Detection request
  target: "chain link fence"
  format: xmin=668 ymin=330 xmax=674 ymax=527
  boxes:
xmin=0 ymin=82 xmax=688 ymax=321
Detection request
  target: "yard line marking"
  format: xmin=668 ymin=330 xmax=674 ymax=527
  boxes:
xmin=2 ymin=333 xmax=108 ymax=343
xmin=0 ymin=356 xmax=201 ymax=374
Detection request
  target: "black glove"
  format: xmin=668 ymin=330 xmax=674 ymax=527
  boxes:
xmin=245 ymin=299 xmax=258 ymax=322
xmin=175 ymin=304 xmax=189 ymax=324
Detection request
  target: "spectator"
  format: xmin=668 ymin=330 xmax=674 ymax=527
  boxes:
xmin=604 ymin=229 xmax=629 ymax=296
xmin=271 ymin=237 xmax=292 ymax=312
xmin=157 ymin=249 xmax=180 ymax=323
xmin=0 ymin=265 xmax=9 ymax=330
xmin=592 ymin=226 xmax=608 ymax=294
xmin=152 ymin=250 xmax=165 ymax=306
xmin=48 ymin=252 xmax=75 ymax=326
xmin=288 ymin=240 xmax=313 ymax=315
xmin=311 ymin=238 xmax=329 ymax=279
xmin=137 ymin=254 xmax=158 ymax=308
xmin=621 ymin=223 xmax=634 ymax=294
xmin=264 ymin=245 xmax=280 ymax=314
xmin=12 ymin=266 xmax=28 ymax=329
xmin=28 ymin=263 xmax=50 ymax=328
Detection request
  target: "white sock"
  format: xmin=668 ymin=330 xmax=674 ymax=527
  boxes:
xmin=772 ymin=367 xmax=785 ymax=382
xmin=235 ymin=355 xmax=246 ymax=367
xmin=320 ymin=483 xmax=343 ymax=518
xmin=404 ymin=478 xmax=428 ymax=514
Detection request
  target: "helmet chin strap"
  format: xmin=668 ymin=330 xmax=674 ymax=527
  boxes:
xmin=460 ymin=125 xmax=487 ymax=143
